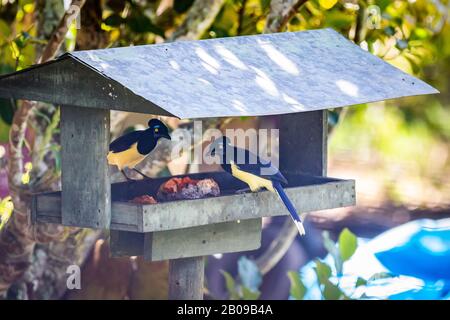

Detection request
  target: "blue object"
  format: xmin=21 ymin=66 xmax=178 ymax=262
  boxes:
xmin=375 ymin=224 xmax=450 ymax=281
xmin=297 ymin=219 xmax=450 ymax=300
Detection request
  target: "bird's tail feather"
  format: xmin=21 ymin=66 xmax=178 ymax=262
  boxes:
xmin=273 ymin=181 xmax=305 ymax=236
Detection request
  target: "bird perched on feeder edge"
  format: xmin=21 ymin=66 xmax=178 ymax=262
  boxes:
xmin=108 ymin=119 xmax=171 ymax=180
xmin=208 ymin=136 xmax=305 ymax=236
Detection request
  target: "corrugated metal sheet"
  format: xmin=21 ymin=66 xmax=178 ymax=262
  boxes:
xmin=1 ymin=28 xmax=438 ymax=118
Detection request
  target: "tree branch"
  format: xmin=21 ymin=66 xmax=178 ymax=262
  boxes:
xmin=255 ymin=219 xmax=299 ymax=275
xmin=264 ymin=0 xmax=307 ymax=33
xmin=168 ymin=0 xmax=226 ymax=41
xmin=39 ymin=0 xmax=86 ymax=63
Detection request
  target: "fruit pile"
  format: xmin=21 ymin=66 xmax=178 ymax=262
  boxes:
xmin=129 ymin=176 xmax=220 ymax=204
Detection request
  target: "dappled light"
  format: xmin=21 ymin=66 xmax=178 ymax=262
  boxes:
xmin=214 ymin=45 xmax=248 ymax=70
xmin=169 ymin=60 xmax=180 ymax=71
xmin=231 ymin=99 xmax=247 ymax=113
xmin=195 ymin=46 xmax=221 ymax=75
xmin=257 ymin=39 xmax=300 ymax=76
xmin=282 ymin=93 xmax=306 ymax=111
xmin=336 ymin=79 xmax=359 ymax=98
xmin=251 ymin=66 xmax=279 ymax=97
xmin=197 ymin=78 xmax=212 ymax=86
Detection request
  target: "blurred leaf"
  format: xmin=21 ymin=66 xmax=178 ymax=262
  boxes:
xmin=322 ymin=281 xmax=342 ymax=300
xmin=0 ymin=117 xmax=11 ymax=143
xmin=396 ymin=39 xmax=409 ymax=50
xmin=104 ymin=14 xmax=124 ymax=27
xmin=0 ymin=196 xmax=14 ymax=231
xmin=241 ymin=286 xmax=260 ymax=300
xmin=50 ymin=144 xmax=61 ymax=172
xmin=324 ymin=11 xmax=353 ymax=29
xmin=322 ymin=230 xmax=336 ymax=255
xmin=174 ymin=0 xmax=195 ymax=13
xmin=322 ymin=230 xmax=342 ymax=274
xmin=384 ymin=26 xmax=395 ymax=36
xmin=314 ymin=259 xmax=332 ymax=284
xmin=355 ymin=277 xmax=367 ymax=287
xmin=376 ymin=0 xmax=391 ymax=11
xmin=339 ymin=228 xmax=357 ymax=262
xmin=237 ymin=256 xmax=262 ymax=292
xmin=21 ymin=172 xmax=30 ymax=184
xmin=411 ymin=28 xmax=431 ymax=40
xmin=14 ymin=31 xmax=31 ymax=49
xmin=260 ymin=0 xmax=271 ymax=11
xmin=287 ymin=271 xmax=306 ymax=300
xmin=367 ymin=272 xmax=394 ymax=282
xmin=127 ymin=13 xmax=165 ymax=37
xmin=0 ymin=98 xmax=15 ymax=124
xmin=318 ymin=0 xmax=338 ymax=10
xmin=221 ymin=270 xmax=240 ymax=300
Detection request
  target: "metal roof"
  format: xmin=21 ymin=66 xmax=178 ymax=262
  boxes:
xmin=0 ymin=28 xmax=438 ymax=119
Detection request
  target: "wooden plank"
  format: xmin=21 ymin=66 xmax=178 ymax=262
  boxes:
xmin=169 ymin=257 xmax=204 ymax=300
xmin=33 ymin=175 xmax=356 ymax=231
xmin=0 ymin=57 xmax=173 ymax=116
xmin=139 ymin=178 xmax=353 ymax=232
xmin=110 ymin=231 xmax=145 ymax=257
xmin=60 ymin=105 xmax=111 ymax=229
xmin=144 ymin=219 xmax=261 ymax=261
xmin=111 ymin=203 xmax=142 ymax=232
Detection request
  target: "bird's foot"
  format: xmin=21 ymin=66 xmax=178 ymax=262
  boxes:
xmin=132 ymin=168 xmax=152 ymax=180
xmin=121 ymin=169 xmax=142 ymax=182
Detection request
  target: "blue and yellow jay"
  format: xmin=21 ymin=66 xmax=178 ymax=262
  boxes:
xmin=108 ymin=119 xmax=171 ymax=180
xmin=208 ymin=136 xmax=305 ymax=236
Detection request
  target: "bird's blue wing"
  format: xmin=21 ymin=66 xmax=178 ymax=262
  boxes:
xmin=109 ymin=130 xmax=143 ymax=153
xmin=232 ymin=147 xmax=288 ymax=185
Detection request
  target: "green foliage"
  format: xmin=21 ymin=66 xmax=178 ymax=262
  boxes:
xmin=219 ymin=256 xmax=262 ymax=300
xmin=220 ymin=270 xmax=261 ymax=300
xmin=339 ymin=228 xmax=358 ymax=262
xmin=221 ymin=270 xmax=240 ymax=300
xmin=289 ymin=228 xmax=394 ymax=300
xmin=287 ymin=271 xmax=306 ymax=300
xmin=0 ymin=196 xmax=14 ymax=231
xmin=174 ymin=0 xmax=195 ymax=13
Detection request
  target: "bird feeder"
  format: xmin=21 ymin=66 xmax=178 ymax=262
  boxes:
xmin=0 ymin=28 xmax=437 ymax=300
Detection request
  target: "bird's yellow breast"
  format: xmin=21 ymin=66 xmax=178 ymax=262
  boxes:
xmin=230 ymin=161 xmax=275 ymax=193
xmin=107 ymin=143 xmax=146 ymax=171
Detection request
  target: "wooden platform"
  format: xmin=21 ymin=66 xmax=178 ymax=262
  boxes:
xmin=31 ymin=171 xmax=355 ymax=233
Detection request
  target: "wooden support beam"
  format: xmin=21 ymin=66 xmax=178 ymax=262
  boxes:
xmin=60 ymin=105 xmax=111 ymax=228
xmin=169 ymin=257 xmax=204 ymax=300
xmin=143 ymin=219 xmax=261 ymax=261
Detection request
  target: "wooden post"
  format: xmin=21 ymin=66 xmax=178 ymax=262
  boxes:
xmin=169 ymin=257 xmax=204 ymax=300
xmin=60 ymin=105 xmax=111 ymax=229
xmin=278 ymin=110 xmax=327 ymax=176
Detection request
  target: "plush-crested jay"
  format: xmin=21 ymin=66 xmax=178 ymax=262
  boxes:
xmin=108 ymin=119 xmax=171 ymax=180
xmin=208 ymin=136 xmax=305 ymax=236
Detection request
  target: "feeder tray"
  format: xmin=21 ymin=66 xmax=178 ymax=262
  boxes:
xmin=32 ymin=172 xmax=355 ymax=261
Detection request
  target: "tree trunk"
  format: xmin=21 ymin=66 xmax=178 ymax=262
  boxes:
xmin=264 ymin=0 xmax=307 ymax=33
